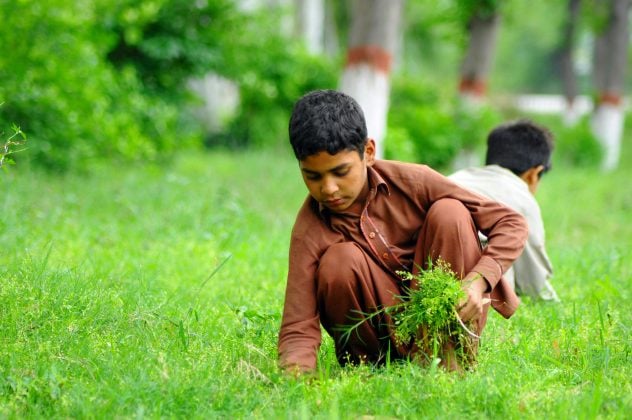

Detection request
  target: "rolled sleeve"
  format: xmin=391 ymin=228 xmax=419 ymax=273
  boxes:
xmin=470 ymin=255 xmax=503 ymax=289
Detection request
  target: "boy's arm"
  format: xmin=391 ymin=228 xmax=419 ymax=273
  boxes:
xmin=278 ymin=232 xmax=322 ymax=373
xmin=457 ymin=204 xmax=528 ymax=321
xmin=514 ymin=242 xmax=558 ymax=300
xmin=466 ymin=204 xmax=527 ymax=291
xmin=422 ymin=168 xmax=528 ymax=315
xmin=514 ymin=230 xmax=559 ymax=301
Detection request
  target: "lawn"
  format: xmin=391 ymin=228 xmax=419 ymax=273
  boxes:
xmin=1 ymin=144 xmax=631 ymax=418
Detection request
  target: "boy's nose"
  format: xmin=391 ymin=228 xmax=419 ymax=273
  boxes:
xmin=321 ymin=178 xmax=339 ymax=195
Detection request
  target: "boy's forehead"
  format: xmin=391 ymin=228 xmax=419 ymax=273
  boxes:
xmin=299 ymin=149 xmax=361 ymax=171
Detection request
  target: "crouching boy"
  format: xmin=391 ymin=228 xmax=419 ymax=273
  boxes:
xmin=449 ymin=120 xmax=559 ymax=301
xmin=278 ymin=90 xmax=528 ymax=374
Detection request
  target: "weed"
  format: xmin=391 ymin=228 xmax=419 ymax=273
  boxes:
xmin=342 ymin=260 xmax=478 ymax=370
xmin=395 ymin=261 xmax=477 ymax=370
xmin=0 ymin=123 xmax=26 ymax=171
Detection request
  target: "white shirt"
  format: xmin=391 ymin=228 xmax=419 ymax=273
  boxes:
xmin=449 ymin=165 xmax=559 ymax=301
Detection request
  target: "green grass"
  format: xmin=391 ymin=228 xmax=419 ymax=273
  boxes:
xmin=1 ymin=144 xmax=631 ymax=418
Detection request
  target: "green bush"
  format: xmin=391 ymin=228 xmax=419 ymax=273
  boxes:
xmin=385 ymin=77 xmax=501 ymax=169
xmin=1 ymin=0 xmax=324 ymax=169
xmin=553 ymin=117 xmax=604 ymax=168
xmin=208 ymin=10 xmax=339 ymax=150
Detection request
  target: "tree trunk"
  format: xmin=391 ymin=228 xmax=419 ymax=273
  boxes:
xmin=323 ymin=0 xmax=340 ymax=58
xmin=558 ymin=0 xmax=582 ymax=125
xmin=458 ymin=6 xmax=501 ymax=105
xmin=339 ymin=0 xmax=404 ymax=159
xmin=591 ymin=0 xmax=630 ymax=171
xmin=295 ymin=0 xmax=325 ymax=54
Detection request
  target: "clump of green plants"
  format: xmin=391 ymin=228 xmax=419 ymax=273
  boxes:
xmin=343 ymin=260 xmax=478 ymax=370
xmin=394 ymin=261 xmax=478 ymax=370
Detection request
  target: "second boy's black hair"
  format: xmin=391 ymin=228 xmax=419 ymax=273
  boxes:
xmin=289 ymin=90 xmax=368 ymax=160
xmin=485 ymin=119 xmax=554 ymax=176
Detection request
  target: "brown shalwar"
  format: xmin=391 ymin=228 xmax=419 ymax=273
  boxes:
xmin=279 ymin=160 xmax=527 ymax=372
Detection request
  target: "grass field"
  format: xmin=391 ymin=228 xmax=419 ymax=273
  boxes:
xmin=1 ymin=143 xmax=631 ymax=418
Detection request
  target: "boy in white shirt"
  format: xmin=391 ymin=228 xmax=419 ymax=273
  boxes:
xmin=450 ymin=119 xmax=559 ymax=301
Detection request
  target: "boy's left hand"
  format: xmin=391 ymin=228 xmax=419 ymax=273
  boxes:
xmin=457 ymin=273 xmax=489 ymax=322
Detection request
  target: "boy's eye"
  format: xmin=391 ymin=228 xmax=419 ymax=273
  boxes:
xmin=305 ymin=174 xmax=321 ymax=181
xmin=334 ymin=170 xmax=349 ymax=177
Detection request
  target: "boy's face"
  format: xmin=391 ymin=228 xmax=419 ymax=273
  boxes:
xmin=299 ymin=139 xmax=376 ymax=213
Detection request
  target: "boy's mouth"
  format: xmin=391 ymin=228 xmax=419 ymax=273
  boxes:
xmin=324 ymin=198 xmax=345 ymax=208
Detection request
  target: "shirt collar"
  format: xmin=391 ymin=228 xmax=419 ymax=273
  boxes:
xmin=368 ymin=164 xmax=390 ymax=196
xmin=485 ymin=165 xmax=530 ymax=191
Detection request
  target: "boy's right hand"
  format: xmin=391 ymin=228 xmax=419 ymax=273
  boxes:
xmin=457 ymin=273 xmax=489 ymax=322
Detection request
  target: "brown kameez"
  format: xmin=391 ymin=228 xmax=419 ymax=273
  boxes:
xmin=279 ymin=160 xmax=527 ymax=372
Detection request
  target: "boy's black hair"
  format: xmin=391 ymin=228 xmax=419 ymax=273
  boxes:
xmin=485 ymin=119 xmax=554 ymax=176
xmin=289 ymin=90 xmax=368 ymax=160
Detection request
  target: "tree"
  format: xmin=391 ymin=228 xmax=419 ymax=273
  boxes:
xmin=590 ymin=0 xmax=630 ymax=171
xmin=295 ymin=0 xmax=326 ymax=54
xmin=339 ymin=0 xmax=404 ymax=158
xmin=556 ymin=0 xmax=582 ymax=125
xmin=457 ymin=0 xmax=501 ymax=105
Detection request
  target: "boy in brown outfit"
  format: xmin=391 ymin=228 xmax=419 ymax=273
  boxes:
xmin=278 ymin=90 xmax=527 ymax=374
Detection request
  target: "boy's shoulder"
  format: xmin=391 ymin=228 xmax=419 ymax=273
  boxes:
xmin=291 ymin=195 xmax=329 ymax=238
xmin=450 ymin=165 xmax=540 ymax=217
xmin=373 ymin=158 xmax=430 ymax=174
xmin=373 ymin=159 xmax=440 ymax=185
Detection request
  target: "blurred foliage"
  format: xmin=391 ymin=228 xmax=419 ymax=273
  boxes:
xmin=401 ymin=1 xmax=463 ymax=80
xmin=208 ymin=11 xmax=338 ymax=149
xmin=0 ymin=0 xmax=220 ymax=170
xmin=553 ymin=117 xmax=604 ymax=168
xmin=492 ymin=0 xmax=573 ymax=94
xmin=455 ymin=0 xmax=502 ymax=21
xmin=0 ymin=0 xmax=336 ymax=170
xmin=581 ymin=0 xmax=611 ymax=33
xmin=0 ymin=0 xmax=622 ymax=170
xmin=385 ymin=77 xmax=501 ymax=169
xmin=103 ymin=0 xmax=236 ymax=93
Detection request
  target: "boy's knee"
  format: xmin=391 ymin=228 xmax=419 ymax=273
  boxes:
xmin=317 ymin=242 xmax=365 ymax=290
xmin=427 ymin=198 xmax=469 ymax=225
xmin=424 ymin=198 xmax=478 ymax=248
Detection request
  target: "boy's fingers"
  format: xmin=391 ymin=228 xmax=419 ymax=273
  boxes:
xmin=458 ymin=302 xmax=476 ymax=322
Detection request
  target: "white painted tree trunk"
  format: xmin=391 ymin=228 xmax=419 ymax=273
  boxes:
xmin=559 ymin=0 xmax=581 ymax=126
xmin=458 ymin=8 xmax=501 ymax=105
xmin=295 ymin=0 xmax=325 ymax=54
xmin=453 ymin=5 xmax=500 ymax=169
xmin=188 ymin=74 xmax=239 ymax=134
xmin=339 ymin=0 xmax=403 ymax=159
xmin=340 ymin=67 xmax=390 ymax=158
xmin=591 ymin=104 xmax=624 ymax=170
xmin=590 ymin=0 xmax=630 ymax=171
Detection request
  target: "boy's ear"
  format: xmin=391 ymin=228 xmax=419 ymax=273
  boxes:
xmin=520 ymin=165 xmax=544 ymax=194
xmin=365 ymin=138 xmax=376 ymax=166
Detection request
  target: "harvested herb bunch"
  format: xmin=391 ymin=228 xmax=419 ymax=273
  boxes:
xmin=394 ymin=260 xmax=478 ymax=369
xmin=341 ymin=259 xmax=480 ymax=370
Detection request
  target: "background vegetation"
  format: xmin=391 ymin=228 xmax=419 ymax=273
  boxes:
xmin=1 ymin=138 xmax=630 ymax=417
xmin=0 ymin=0 xmax=617 ymax=171
xmin=1 ymin=0 xmax=631 ymax=417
